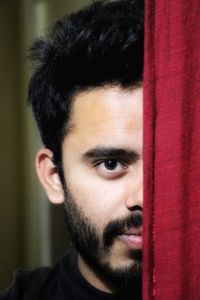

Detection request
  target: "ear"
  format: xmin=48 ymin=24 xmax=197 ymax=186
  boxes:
xmin=35 ymin=148 xmax=64 ymax=204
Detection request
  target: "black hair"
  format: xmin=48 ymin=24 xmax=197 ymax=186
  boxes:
xmin=28 ymin=0 xmax=144 ymax=172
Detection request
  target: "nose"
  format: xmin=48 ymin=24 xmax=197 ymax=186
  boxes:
xmin=125 ymin=171 xmax=143 ymax=211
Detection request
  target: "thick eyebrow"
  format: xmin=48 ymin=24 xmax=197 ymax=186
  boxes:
xmin=83 ymin=147 xmax=139 ymax=161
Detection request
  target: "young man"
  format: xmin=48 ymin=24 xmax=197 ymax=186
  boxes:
xmin=0 ymin=0 xmax=143 ymax=299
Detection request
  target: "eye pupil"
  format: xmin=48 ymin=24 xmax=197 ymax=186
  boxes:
xmin=105 ymin=160 xmax=117 ymax=170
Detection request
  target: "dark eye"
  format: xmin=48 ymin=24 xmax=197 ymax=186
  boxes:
xmin=94 ymin=159 xmax=128 ymax=179
xmin=104 ymin=160 xmax=118 ymax=170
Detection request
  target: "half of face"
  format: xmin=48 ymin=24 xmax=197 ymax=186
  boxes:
xmin=36 ymin=85 xmax=143 ymax=293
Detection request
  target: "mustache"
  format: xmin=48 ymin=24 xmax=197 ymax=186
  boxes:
xmin=103 ymin=211 xmax=143 ymax=248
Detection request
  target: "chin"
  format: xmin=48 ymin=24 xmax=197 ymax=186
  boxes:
xmin=93 ymin=254 xmax=142 ymax=291
xmin=108 ymin=245 xmax=142 ymax=269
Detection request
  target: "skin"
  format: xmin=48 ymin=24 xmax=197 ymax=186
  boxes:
xmin=36 ymin=85 xmax=143 ymax=293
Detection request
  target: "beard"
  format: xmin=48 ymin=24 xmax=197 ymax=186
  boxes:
xmin=62 ymin=182 xmax=142 ymax=295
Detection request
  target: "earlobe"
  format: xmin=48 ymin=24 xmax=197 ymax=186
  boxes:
xmin=35 ymin=148 xmax=64 ymax=204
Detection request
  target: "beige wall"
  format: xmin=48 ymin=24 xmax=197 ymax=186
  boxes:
xmin=0 ymin=0 xmax=90 ymax=289
xmin=46 ymin=0 xmax=91 ymax=24
xmin=0 ymin=0 xmax=24 ymax=289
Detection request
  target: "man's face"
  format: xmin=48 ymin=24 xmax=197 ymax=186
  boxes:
xmin=62 ymin=86 xmax=143 ymax=290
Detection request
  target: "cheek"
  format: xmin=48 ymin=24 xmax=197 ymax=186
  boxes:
xmin=66 ymin=172 xmax=124 ymax=229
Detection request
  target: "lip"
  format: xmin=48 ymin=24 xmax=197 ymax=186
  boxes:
xmin=119 ymin=227 xmax=143 ymax=249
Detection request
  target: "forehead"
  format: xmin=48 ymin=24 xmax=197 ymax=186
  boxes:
xmin=64 ymin=86 xmax=143 ymax=149
xmin=70 ymin=86 xmax=142 ymax=128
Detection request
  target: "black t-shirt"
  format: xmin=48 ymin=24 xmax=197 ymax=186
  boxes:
xmin=0 ymin=252 xmax=141 ymax=300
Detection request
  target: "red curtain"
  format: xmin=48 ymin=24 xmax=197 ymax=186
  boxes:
xmin=143 ymin=0 xmax=200 ymax=299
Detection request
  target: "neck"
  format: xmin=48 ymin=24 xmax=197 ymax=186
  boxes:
xmin=77 ymin=254 xmax=114 ymax=294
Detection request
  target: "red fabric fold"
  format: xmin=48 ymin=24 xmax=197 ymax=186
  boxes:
xmin=143 ymin=0 xmax=200 ymax=299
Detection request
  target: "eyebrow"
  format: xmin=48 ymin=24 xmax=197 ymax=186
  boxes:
xmin=83 ymin=147 xmax=139 ymax=161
